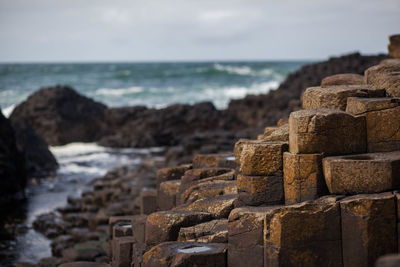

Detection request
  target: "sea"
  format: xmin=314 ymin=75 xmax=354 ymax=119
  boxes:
xmin=0 ymin=61 xmax=309 ymax=264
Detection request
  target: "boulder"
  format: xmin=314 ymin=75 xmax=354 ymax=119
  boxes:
xmin=302 ymin=85 xmax=384 ymax=111
xmin=340 ymin=193 xmax=397 ymax=267
xmin=323 ymin=151 xmax=400 ymax=194
xmin=10 ymin=85 xmax=108 ymax=145
xmin=178 ymin=219 xmax=228 ymax=243
xmin=346 ymin=97 xmax=400 ymax=152
xmin=321 ymin=73 xmax=364 ymax=87
xmin=239 ymin=141 xmax=288 ymax=176
xmin=388 ymin=34 xmax=400 ymax=58
xmin=142 ymin=241 xmax=227 ymax=267
xmin=289 ymin=108 xmax=366 ymax=155
xmin=145 ymin=210 xmax=212 ymax=246
xmin=283 ymin=152 xmax=327 ymax=204
xmin=236 ymin=174 xmax=283 ymax=206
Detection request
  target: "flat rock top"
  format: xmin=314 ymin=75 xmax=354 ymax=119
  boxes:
xmin=290 ymin=108 xmax=348 ymax=118
xmin=321 ymin=73 xmax=364 ymax=87
xmin=324 ymin=151 xmax=400 ymax=163
xmin=307 ymin=85 xmax=372 ymax=93
xmin=346 ymin=97 xmax=400 ymax=114
xmin=340 ymin=192 xmax=394 ymax=203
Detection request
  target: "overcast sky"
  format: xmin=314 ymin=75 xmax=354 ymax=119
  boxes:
xmin=0 ymin=0 xmax=399 ymax=62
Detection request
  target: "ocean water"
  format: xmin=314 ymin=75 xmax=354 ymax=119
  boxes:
xmin=0 ymin=61 xmax=308 ymax=116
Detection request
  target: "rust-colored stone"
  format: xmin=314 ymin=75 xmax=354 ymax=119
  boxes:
xmin=302 ymin=85 xmax=384 ymax=111
xmin=364 ymin=62 xmax=400 ymax=97
xmin=346 ymin=97 xmax=400 ymax=152
xmin=140 ymin=189 xmax=157 ymax=215
xmin=156 ymin=164 xmax=192 ymax=189
xmin=258 ymin=124 xmax=289 ymax=142
xmin=283 ymin=152 xmax=327 ymax=204
xmin=234 ymin=139 xmax=263 ymax=165
xmin=389 ymin=34 xmax=400 ymax=59
xmin=321 ymin=73 xmax=364 ymax=87
xmin=192 ymin=153 xmax=236 ymax=169
xmin=178 ymin=219 xmax=228 ymax=243
xmin=236 ymin=173 xmax=283 ymax=206
xmin=180 ymin=180 xmax=236 ymax=205
xmin=289 ymin=108 xmax=366 ymax=155
xmin=323 ymin=151 xmax=400 ymax=194
xmin=158 ymin=180 xmax=180 ymax=211
xmin=239 ymin=141 xmax=288 ymax=176
xmin=340 ymin=193 xmax=397 ymax=267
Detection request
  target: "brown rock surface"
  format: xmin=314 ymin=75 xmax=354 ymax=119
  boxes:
xmin=283 ymin=152 xmax=327 ymax=204
xmin=258 ymin=124 xmax=289 ymax=142
xmin=321 ymin=73 xmax=364 ymax=87
xmin=364 ymin=62 xmax=400 ymax=97
xmin=340 ymin=193 xmax=397 ymax=267
xmin=140 ymin=189 xmax=157 ymax=215
xmin=389 ymin=34 xmax=400 ymax=58
xmin=302 ymin=85 xmax=384 ymax=111
xmin=234 ymin=139 xmax=261 ymax=165
xmin=236 ymin=173 xmax=283 ymax=206
xmin=346 ymin=97 xmax=400 ymax=152
xmin=239 ymin=141 xmax=288 ymax=176
xmin=323 ymin=151 xmax=400 ymax=194
xmin=112 ymin=236 xmax=135 ymax=267
xmin=192 ymin=153 xmax=236 ymax=169
xmin=145 ymin=210 xmax=212 ymax=246
xmin=178 ymin=219 xmax=228 ymax=243
xmin=156 ymin=164 xmax=192 ymax=189
xmin=375 ymin=254 xmax=400 ymax=267
xmin=289 ymin=108 xmax=366 ymax=155
xmin=158 ymin=180 xmax=181 ymax=210
xmin=142 ymin=241 xmax=227 ymax=267
xmin=264 ymin=197 xmax=342 ymax=267
xmin=180 ymin=180 xmax=236 ymax=205
xmin=59 ymin=262 xmax=110 ymax=267
xmin=228 ymin=206 xmax=279 ymax=267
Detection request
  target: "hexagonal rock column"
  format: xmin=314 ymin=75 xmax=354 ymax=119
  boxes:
xmin=257 ymin=124 xmax=289 ymax=142
xmin=112 ymin=222 xmax=132 ymax=239
xmin=302 ymin=85 xmax=384 ymax=111
xmin=283 ymin=152 xmax=327 ymax=204
xmin=364 ymin=62 xmax=400 ymax=97
xmin=323 ymin=151 xmax=400 ymax=194
xmin=192 ymin=153 xmax=236 ymax=169
xmin=178 ymin=219 xmax=228 ymax=243
xmin=289 ymin=109 xmax=366 ymax=155
xmin=236 ymin=173 xmax=283 ymax=206
xmin=158 ymin=180 xmax=181 ymax=211
xmin=320 ymin=73 xmax=364 ymax=87
xmin=346 ymin=97 xmax=400 ymax=152
xmin=179 ymin=180 xmax=236 ymax=205
xmin=340 ymin=193 xmax=397 ymax=267
xmin=140 ymin=189 xmax=157 ymax=215
xmin=145 ymin=210 xmax=212 ymax=246
xmin=112 ymin=236 xmax=136 ymax=267
xmin=264 ymin=196 xmax=343 ymax=267
xmin=228 ymin=206 xmax=279 ymax=267
xmin=156 ymin=164 xmax=192 ymax=190
xmin=142 ymin=242 xmax=227 ymax=267
xmin=389 ymin=34 xmax=400 ymax=58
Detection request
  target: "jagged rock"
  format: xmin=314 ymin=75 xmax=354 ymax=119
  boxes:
xmin=323 ymin=151 xmax=400 ymax=194
xmin=302 ymin=85 xmax=384 ymax=111
xmin=289 ymin=108 xmax=366 ymax=155
xmin=179 ymin=180 xmax=236 ymax=205
xmin=239 ymin=141 xmax=288 ymax=176
xmin=158 ymin=180 xmax=181 ymax=210
xmin=192 ymin=153 xmax=236 ymax=169
xmin=388 ymin=34 xmax=400 ymax=58
xmin=142 ymin=241 xmax=227 ymax=267
xmin=264 ymin=196 xmax=343 ymax=267
xmin=10 ymin=85 xmax=108 ymax=145
xmin=340 ymin=193 xmax=396 ymax=267
xmin=156 ymin=164 xmax=192 ymax=190
xmin=258 ymin=124 xmax=289 ymax=142
xmin=321 ymin=73 xmax=364 ymax=87
xmin=178 ymin=219 xmax=228 ymax=243
xmin=283 ymin=152 xmax=327 ymax=204
xmin=346 ymin=97 xmax=400 ymax=152
xmin=236 ymin=174 xmax=283 ymax=206
xmin=364 ymin=62 xmax=400 ymax=97
xmin=228 ymin=206 xmax=278 ymax=267
xmin=145 ymin=210 xmax=212 ymax=246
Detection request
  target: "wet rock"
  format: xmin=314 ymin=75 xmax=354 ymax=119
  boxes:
xmin=145 ymin=210 xmax=212 ymax=246
xmin=239 ymin=141 xmax=288 ymax=176
xmin=264 ymin=197 xmax=342 ymax=267
xmin=236 ymin=174 xmax=283 ymax=206
xmin=321 ymin=73 xmax=364 ymax=87
xmin=142 ymin=241 xmax=227 ymax=267
xmin=51 ymin=235 xmax=75 ymax=257
xmin=108 ymin=215 xmax=138 ymax=239
xmin=228 ymin=206 xmax=278 ymax=267
xmin=388 ymin=34 xmax=400 ymax=58
xmin=178 ymin=219 xmax=228 ymax=243
xmin=346 ymin=97 xmax=400 ymax=152
xmin=375 ymin=254 xmax=400 ymax=267
xmin=340 ymin=193 xmax=396 ymax=267
xmin=283 ymin=152 xmax=327 ymax=204
xmin=156 ymin=164 xmax=192 ymax=190
xmin=289 ymin=108 xmax=366 ymax=155
xmin=158 ymin=180 xmax=181 ymax=211
xmin=364 ymin=62 xmax=400 ymax=97
xmin=33 ymin=212 xmax=67 ymax=238
xmin=192 ymin=153 xmax=236 ymax=169
xmin=323 ymin=151 xmax=400 ymax=194
xmin=112 ymin=222 xmax=132 ymax=238
xmin=180 ymin=180 xmax=236 ymax=205
xmin=140 ymin=189 xmax=157 ymax=215
xmin=175 ymin=194 xmax=236 ymax=219
xmin=302 ymin=85 xmax=384 ymax=111
xmin=10 ymin=85 xmax=108 ymax=145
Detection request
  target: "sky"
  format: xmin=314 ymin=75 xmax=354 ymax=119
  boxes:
xmin=0 ymin=0 xmax=399 ymax=62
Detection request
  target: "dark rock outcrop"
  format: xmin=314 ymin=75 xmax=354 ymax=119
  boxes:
xmin=10 ymin=85 xmax=108 ymax=146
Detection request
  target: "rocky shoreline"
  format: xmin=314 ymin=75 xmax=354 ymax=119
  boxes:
xmin=1 ymin=35 xmax=399 ymax=267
